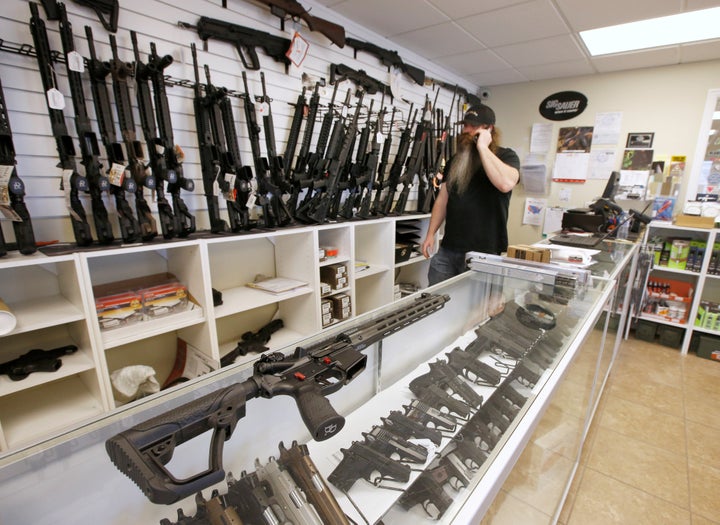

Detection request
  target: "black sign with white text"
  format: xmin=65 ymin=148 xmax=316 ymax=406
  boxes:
xmin=539 ymin=91 xmax=587 ymax=121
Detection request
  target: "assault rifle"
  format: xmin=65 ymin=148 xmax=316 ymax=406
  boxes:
xmin=241 ymin=71 xmax=289 ymax=228
xmin=190 ymin=43 xmax=229 ymax=234
xmin=180 ymin=17 xmax=291 ymax=72
xmin=106 ymin=292 xmax=450 ymax=504
xmin=286 ymin=81 xmax=321 ymax=215
xmin=131 ymin=31 xmax=175 ymax=239
xmin=377 ymin=105 xmax=417 ymax=215
xmin=254 ymin=0 xmax=346 ymax=48
xmin=422 ymin=89 xmax=457 ymax=213
xmin=345 ymin=37 xmax=425 ymax=86
xmin=351 ymin=99 xmax=385 ymax=219
xmin=73 ymin=0 xmax=118 ymax=32
xmin=0 ymin=344 xmax=77 ymax=381
xmin=85 ymin=25 xmax=141 ymax=244
xmin=0 ymin=78 xmax=36 ymax=255
xmin=330 ymin=63 xmax=390 ymax=97
xmin=147 ymin=42 xmax=196 ymax=237
xmin=283 ymin=86 xmax=307 ymax=183
xmin=431 ymin=78 xmax=484 ymax=107
xmin=337 ymin=98 xmax=374 ymax=219
xmin=29 ymin=2 xmax=93 ymax=246
xmin=61 ymin=2 xmax=124 ymax=241
xmin=257 ymin=72 xmax=293 ymax=225
xmin=109 ymin=34 xmax=158 ymax=241
xmin=368 ymin=106 xmax=395 ymax=216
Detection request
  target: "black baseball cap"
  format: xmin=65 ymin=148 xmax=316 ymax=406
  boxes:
xmin=461 ymin=104 xmax=496 ymax=126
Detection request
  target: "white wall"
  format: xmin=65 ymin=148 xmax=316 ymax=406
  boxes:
xmin=0 ymin=0 xmax=473 ymax=244
xmin=485 ymin=60 xmax=720 ymax=245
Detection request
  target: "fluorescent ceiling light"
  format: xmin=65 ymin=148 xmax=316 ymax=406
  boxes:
xmin=580 ymin=7 xmax=720 ymax=56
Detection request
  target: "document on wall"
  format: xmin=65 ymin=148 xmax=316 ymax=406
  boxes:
xmin=543 ymin=206 xmax=565 ymax=235
xmin=588 ymin=149 xmax=617 ymax=180
xmin=523 ymin=197 xmax=547 ymax=226
xmin=521 ymin=163 xmax=548 ymax=194
xmin=592 ymin=112 xmax=623 ymax=145
xmin=552 ymin=152 xmax=590 ymax=182
xmin=530 ymin=122 xmax=553 ymax=154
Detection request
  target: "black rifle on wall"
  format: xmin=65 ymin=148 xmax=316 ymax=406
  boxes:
xmin=368 ymin=106 xmax=396 ymax=216
xmin=109 ymin=34 xmax=158 ymax=241
xmin=72 ymin=7 xmax=121 ymax=243
xmin=146 ymin=42 xmax=196 ymax=237
xmin=29 ymin=2 xmax=93 ymax=246
xmin=345 ymin=37 xmax=425 ymax=86
xmin=131 ymin=31 xmax=176 ymax=239
xmin=106 ymin=292 xmax=450 ymax=504
xmin=0 ymin=78 xmax=36 ymax=255
xmin=180 ymin=17 xmax=292 ymax=72
xmin=85 ymin=25 xmax=141 ymax=244
xmin=377 ymin=105 xmax=417 ymax=215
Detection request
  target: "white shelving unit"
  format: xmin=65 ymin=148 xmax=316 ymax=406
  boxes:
xmin=0 ymin=215 xmax=431 ymax=455
xmin=641 ymin=221 xmax=720 ymax=354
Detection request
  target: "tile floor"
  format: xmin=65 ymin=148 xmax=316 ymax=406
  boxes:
xmin=481 ymin=333 xmax=720 ymax=524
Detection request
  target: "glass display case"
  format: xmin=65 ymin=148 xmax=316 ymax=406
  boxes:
xmin=0 ymin=260 xmax=618 ymax=524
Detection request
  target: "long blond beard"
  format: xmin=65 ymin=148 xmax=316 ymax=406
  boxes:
xmin=447 ymin=134 xmax=481 ymax=194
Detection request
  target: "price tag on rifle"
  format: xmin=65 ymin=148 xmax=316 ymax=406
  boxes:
xmin=0 ymin=165 xmax=12 ymax=207
xmin=66 ymin=51 xmax=85 ymax=73
xmin=376 ymin=132 xmax=386 ymax=146
xmin=222 ymin=173 xmax=237 ymax=201
xmin=46 ymin=88 xmax=65 ymax=110
xmin=108 ymin=163 xmax=126 ymax=187
xmin=286 ymin=31 xmax=309 ymax=68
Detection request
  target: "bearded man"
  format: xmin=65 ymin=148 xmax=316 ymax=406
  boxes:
xmin=421 ymin=104 xmax=520 ymax=285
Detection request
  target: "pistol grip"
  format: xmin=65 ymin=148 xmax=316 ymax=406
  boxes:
xmin=295 ymin=385 xmax=345 ymax=441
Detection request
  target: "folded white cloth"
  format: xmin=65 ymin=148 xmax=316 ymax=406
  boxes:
xmin=111 ymin=365 xmax=161 ymax=403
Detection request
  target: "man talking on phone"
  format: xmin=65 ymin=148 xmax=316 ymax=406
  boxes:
xmin=421 ymin=104 xmax=520 ymax=285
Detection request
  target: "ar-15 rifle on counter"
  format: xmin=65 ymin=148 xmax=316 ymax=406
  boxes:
xmin=131 ymin=31 xmax=176 ymax=239
xmin=85 ymin=25 xmax=141 ymax=244
xmin=29 ymin=2 xmax=93 ymax=247
xmin=0 ymin=344 xmax=77 ymax=381
xmin=241 ymin=72 xmax=289 ymax=229
xmin=190 ymin=43 xmax=229 ymax=234
xmin=109 ymin=34 xmax=158 ymax=242
xmin=253 ymin=0 xmax=346 ymax=47
xmin=0 ymin=78 xmax=36 ymax=255
xmin=146 ymin=42 xmax=196 ymax=237
xmin=66 ymin=3 xmax=133 ymax=242
xmin=330 ymin=63 xmax=390 ymax=98
xmin=106 ymin=292 xmax=450 ymax=504
xmin=345 ymin=37 xmax=425 ymax=86
xmin=179 ymin=17 xmax=292 ymax=73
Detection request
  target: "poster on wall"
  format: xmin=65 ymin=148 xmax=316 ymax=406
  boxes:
xmin=617 ymin=149 xmax=653 ymax=199
xmin=553 ymin=152 xmax=590 ymax=183
xmin=522 ymin=198 xmax=547 ymax=226
xmin=593 ymin=112 xmax=623 ymax=144
xmin=557 ymin=126 xmax=594 ymax=152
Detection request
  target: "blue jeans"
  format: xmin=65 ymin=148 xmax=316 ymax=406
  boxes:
xmin=428 ymin=246 xmax=467 ymax=285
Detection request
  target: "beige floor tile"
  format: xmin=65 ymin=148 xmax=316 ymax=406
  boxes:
xmin=686 ymin=420 xmax=720 ymax=471
xmin=690 ymin=515 xmax=720 ymax=525
xmin=480 ymin=490 xmax=553 ymax=525
xmin=605 ymin=365 xmax=684 ymax=417
xmin=688 ymin=459 xmax=720 ymax=521
xmin=567 ymin=469 xmax=691 ymax=525
xmin=586 ymin=426 xmax=689 ymax=508
xmin=684 ymin=384 xmax=720 ymax=430
xmin=597 ymin=393 xmax=687 ymax=454
xmin=682 ymin=352 xmax=720 ymax=384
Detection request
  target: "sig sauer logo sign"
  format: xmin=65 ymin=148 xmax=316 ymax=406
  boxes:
xmin=539 ymin=91 xmax=587 ymax=121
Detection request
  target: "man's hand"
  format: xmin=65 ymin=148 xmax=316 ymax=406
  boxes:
xmin=421 ymin=232 xmax=435 ymax=258
xmin=475 ymin=127 xmax=493 ymax=150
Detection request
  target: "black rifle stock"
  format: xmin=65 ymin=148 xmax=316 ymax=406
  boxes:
xmin=181 ymin=17 xmax=291 ymax=72
xmin=29 ymin=2 xmax=93 ymax=246
xmin=345 ymin=37 xmax=425 ymax=85
xmin=109 ymin=34 xmax=158 ymax=241
xmin=147 ymin=42 xmax=196 ymax=237
xmin=131 ymin=31 xmax=176 ymax=239
xmin=330 ymin=63 xmax=390 ymax=97
xmin=106 ymin=293 xmax=449 ymax=504
xmin=84 ymin=25 xmax=141 ymax=244
xmin=63 ymin=1 xmax=117 ymax=242
xmin=72 ymin=0 xmax=119 ymax=32
xmin=254 ymin=0 xmax=346 ymax=47
xmin=0 ymin=78 xmax=36 ymax=255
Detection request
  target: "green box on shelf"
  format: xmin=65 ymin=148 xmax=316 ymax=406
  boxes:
xmin=635 ymin=319 xmax=658 ymax=342
xmin=690 ymin=333 xmax=720 ymax=362
xmin=657 ymin=325 xmax=684 ymax=349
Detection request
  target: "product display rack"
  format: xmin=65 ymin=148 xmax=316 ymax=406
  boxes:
xmin=0 ymin=214 xmax=431 ymax=455
xmin=640 ymin=220 xmax=720 ymax=354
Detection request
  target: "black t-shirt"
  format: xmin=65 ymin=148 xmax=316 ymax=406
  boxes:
xmin=440 ymin=146 xmax=520 ymax=254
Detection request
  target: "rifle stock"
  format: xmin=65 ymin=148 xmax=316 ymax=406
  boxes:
xmin=255 ymin=0 xmax=346 ymax=47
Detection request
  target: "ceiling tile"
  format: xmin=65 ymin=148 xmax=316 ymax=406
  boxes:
xmin=494 ymin=34 xmax=586 ymax=67
xmin=591 ymin=46 xmax=681 ymax=73
xmin=468 ymin=69 xmax=529 ymax=87
xmin=517 ymin=59 xmax=596 ymax=81
xmin=456 ymin=0 xmax=571 ymax=47
xmin=555 ymin=0 xmax=683 ymax=31
xmin=329 ymin=0 xmax=449 ymax=37
xmin=439 ymin=49 xmax=510 ymax=74
xmin=426 ymin=0 xmax=530 ymax=19
xmin=392 ymin=22 xmax=484 ymax=59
